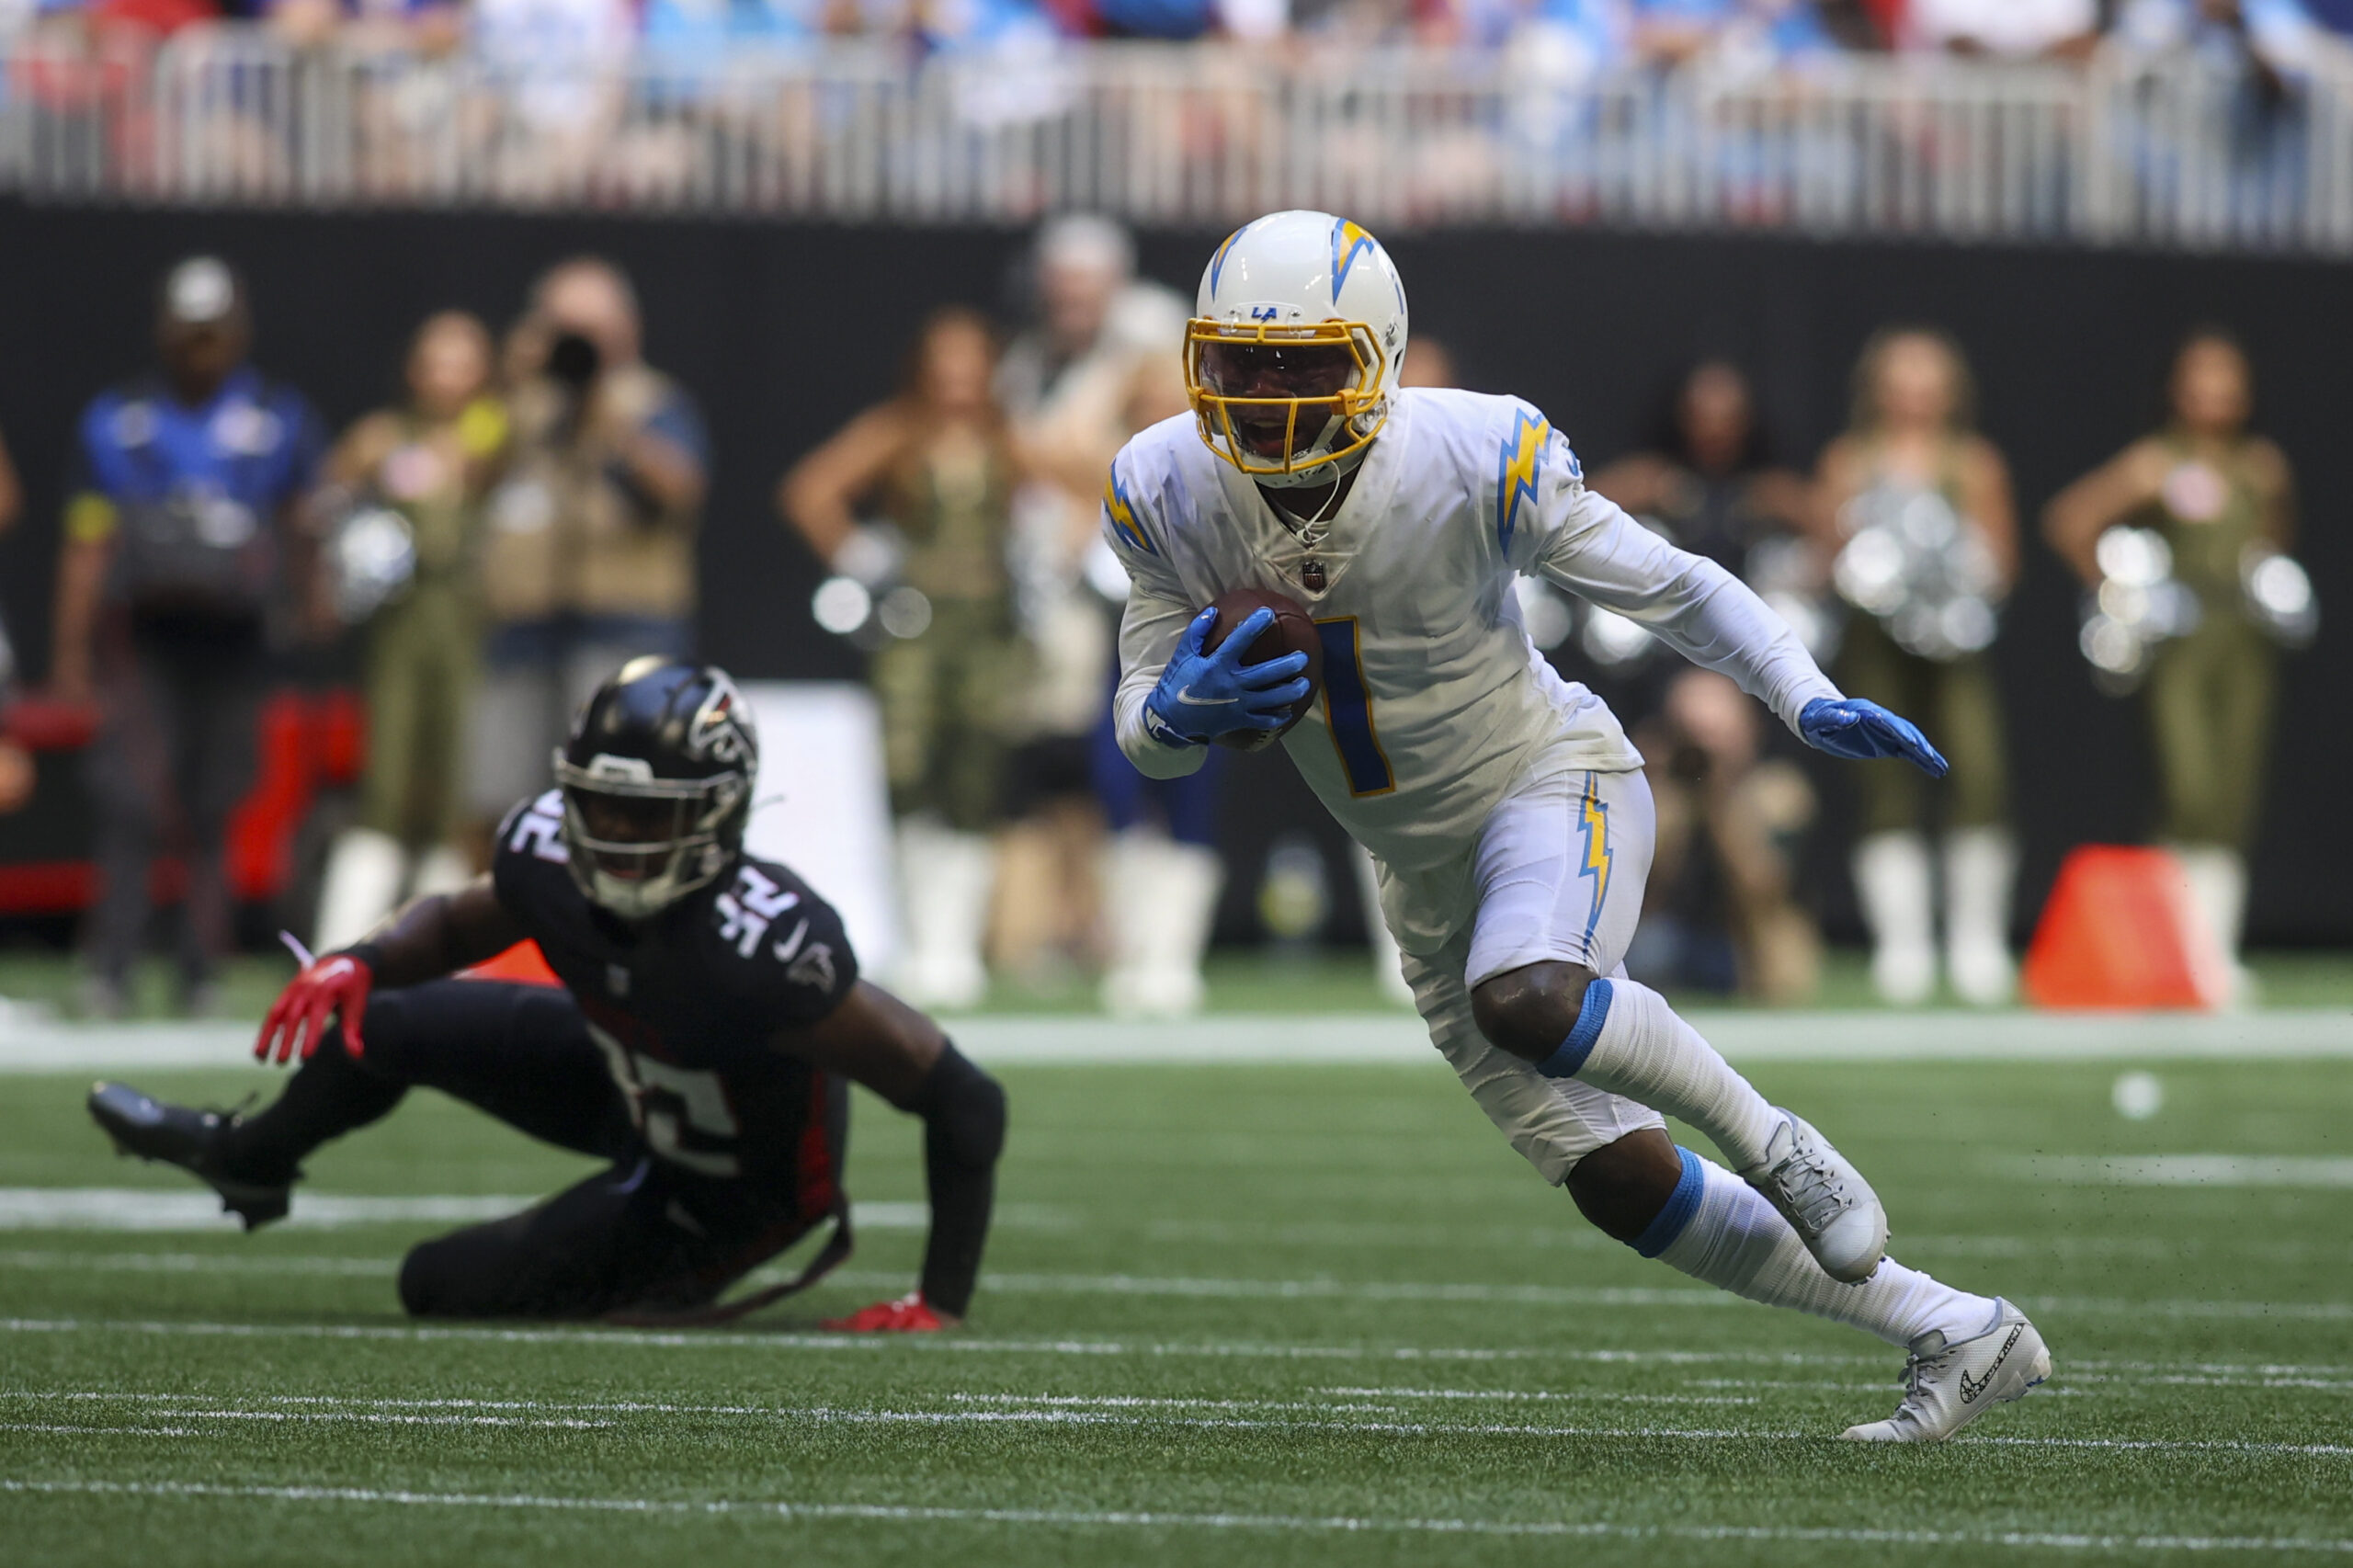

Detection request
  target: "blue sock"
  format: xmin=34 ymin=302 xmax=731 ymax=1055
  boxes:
xmin=1534 ymin=977 xmax=1613 ymax=1078
xmin=1628 ymin=1145 xmax=1707 ymax=1259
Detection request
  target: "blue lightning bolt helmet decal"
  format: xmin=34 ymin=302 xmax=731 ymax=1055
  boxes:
xmin=1329 ymin=218 xmax=1377 ymax=303
xmin=1208 ymin=223 xmax=1250 ymax=301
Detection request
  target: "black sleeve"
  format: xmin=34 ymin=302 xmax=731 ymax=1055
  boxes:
xmin=489 ymin=790 xmax=569 ymax=922
xmin=716 ymin=861 xmax=861 ymax=1026
xmin=911 ymin=1041 xmax=1006 ymax=1320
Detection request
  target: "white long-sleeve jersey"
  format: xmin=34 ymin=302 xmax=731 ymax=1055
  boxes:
xmin=1105 ymin=387 xmax=1841 ymax=880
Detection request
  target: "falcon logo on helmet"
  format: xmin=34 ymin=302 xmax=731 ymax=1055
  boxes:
xmin=552 ymin=657 xmax=760 ymax=920
xmin=1185 ymin=209 xmax=1410 ymax=490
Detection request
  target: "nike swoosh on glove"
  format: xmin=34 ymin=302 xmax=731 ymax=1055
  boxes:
xmin=1800 ymin=697 xmax=1950 ymax=778
xmin=1142 ymin=606 xmax=1311 ymax=747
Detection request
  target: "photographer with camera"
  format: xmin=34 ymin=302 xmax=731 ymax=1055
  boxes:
xmin=469 ymin=258 xmax=709 ymax=850
xmin=50 ymin=257 xmax=328 ymax=1017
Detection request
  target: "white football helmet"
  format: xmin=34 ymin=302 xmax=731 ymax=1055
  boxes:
xmin=1186 ymin=210 xmax=1410 ymax=489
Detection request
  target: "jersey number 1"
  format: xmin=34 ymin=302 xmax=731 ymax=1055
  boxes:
xmin=1313 ymin=617 xmax=1395 ymax=798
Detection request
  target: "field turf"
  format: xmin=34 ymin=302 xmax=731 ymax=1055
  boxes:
xmin=1 ymin=1023 xmax=2349 ymax=1563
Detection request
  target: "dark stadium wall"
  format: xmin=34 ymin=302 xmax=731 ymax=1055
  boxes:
xmin=0 ymin=202 xmax=2346 ymax=944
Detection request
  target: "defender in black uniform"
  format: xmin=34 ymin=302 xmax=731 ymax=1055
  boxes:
xmin=91 ymin=660 xmax=1006 ymax=1328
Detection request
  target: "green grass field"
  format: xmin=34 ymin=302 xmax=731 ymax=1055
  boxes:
xmin=2 ymin=1017 xmax=2350 ymax=1564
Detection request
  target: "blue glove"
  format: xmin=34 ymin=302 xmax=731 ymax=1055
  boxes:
xmin=1142 ymin=607 xmax=1312 ymax=747
xmin=1800 ymin=697 xmax=1949 ymax=778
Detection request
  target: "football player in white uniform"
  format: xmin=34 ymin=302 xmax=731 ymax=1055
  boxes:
xmin=1102 ymin=210 xmax=2049 ymax=1443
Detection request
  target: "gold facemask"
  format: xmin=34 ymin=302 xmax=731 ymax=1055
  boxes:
xmin=1184 ymin=318 xmax=1390 ymax=480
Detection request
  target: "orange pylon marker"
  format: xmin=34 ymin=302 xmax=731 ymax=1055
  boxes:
xmin=2021 ymin=846 xmax=2225 ymax=1011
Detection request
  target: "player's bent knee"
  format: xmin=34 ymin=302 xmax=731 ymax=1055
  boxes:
xmin=1471 ymin=961 xmax=1598 ymax=1066
xmin=1564 ymin=1128 xmax=1689 ymax=1246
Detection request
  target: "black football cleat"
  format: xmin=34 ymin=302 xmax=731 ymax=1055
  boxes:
xmin=88 ymin=1081 xmax=290 ymax=1231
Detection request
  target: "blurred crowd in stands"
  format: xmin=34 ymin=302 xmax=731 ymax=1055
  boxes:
xmin=6 ymin=0 xmax=2351 ymax=67
xmin=0 ymin=213 xmax=2313 ymax=1018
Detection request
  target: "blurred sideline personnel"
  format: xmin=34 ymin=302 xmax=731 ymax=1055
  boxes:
xmin=1592 ymin=360 xmax=1823 ymax=1003
xmin=1106 ymin=210 xmax=2047 ymax=1441
xmin=1628 ymin=670 xmax=1822 ymax=1003
xmin=92 ymin=660 xmax=1005 ymax=1329
xmin=2045 ymin=329 xmax=2295 ymax=988
xmin=313 ymin=312 xmax=510 ymax=949
xmin=781 ymin=309 xmax=1026 ymax=1010
xmin=995 ymin=216 xmax=1191 ymax=997
xmin=51 ymin=257 xmax=326 ymax=1017
xmin=1813 ymin=329 xmax=2019 ymax=1006
xmin=470 ymin=258 xmax=709 ymax=856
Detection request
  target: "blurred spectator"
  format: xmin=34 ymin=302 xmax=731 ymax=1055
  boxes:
xmin=1897 ymin=0 xmax=2097 ymax=56
xmin=780 ymin=307 xmax=1026 ymax=1010
xmin=312 ymin=311 xmax=507 ymax=949
xmin=1591 ymin=358 xmax=1813 ymax=582
xmin=1627 ymin=669 xmax=1821 ymax=1001
xmin=2114 ymin=0 xmax=2334 ymax=231
xmin=260 ymin=0 xmax=467 ymax=54
xmin=1814 ymin=327 xmax=2018 ymax=1007
xmin=1591 ymin=359 xmax=1823 ymax=1001
xmin=2043 ymin=329 xmax=2293 ymax=990
xmin=470 ymin=257 xmax=707 ymax=850
xmin=995 ymin=215 xmax=1188 ymax=994
xmin=1396 ymin=335 xmax=1458 ymax=390
xmin=2116 ymin=0 xmax=2332 ymax=69
xmin=1591 ymin=359 xmax=1825 ymax=726
xmin=51 ymin=256 xmax=325 ymax=1017
xmin=1633 ymin=0 xmax=1834 ymax=69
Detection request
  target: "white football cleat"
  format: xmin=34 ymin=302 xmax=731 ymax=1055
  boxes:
xmin=1841 ymin=1299 xmax=2051 ymax=1443
xmin=1738 ymin=1111 xmax=1887 ymax=1284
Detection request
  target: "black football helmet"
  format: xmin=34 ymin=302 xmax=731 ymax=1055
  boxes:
xmin=554 ymin=657 xmax=757 ymax=919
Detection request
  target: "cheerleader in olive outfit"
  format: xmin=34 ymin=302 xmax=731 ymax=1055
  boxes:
xmin=2045 ymin=331 xmax=2294 ymax=988
xmin=1814 ymin=330 xmax=2022 ymax=1006
xmin=781 ymin=309 xmax=1029 ymax=1010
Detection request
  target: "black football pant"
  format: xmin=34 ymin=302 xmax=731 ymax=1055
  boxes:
xmin=222 ymin=980 xmax=830 ymax=1319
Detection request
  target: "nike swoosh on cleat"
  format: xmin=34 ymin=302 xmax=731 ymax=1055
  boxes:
xmin=1173 ymin=687 xmax=1234 ymax=706
xmin=1960 ymin=1325 xmax=2023 ymax=1404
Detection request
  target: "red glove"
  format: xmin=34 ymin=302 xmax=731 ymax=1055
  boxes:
xmin=256 ymin=954 xmax=374 ymax=1066
xmin=821 ymin=1291 xmax=953 ymax=1333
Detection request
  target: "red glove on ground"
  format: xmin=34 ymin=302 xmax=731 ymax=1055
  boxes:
xmin=821 ymin=1291 xmax=952 ymax=1333
xmin=256 ymin=954 xmax=374 ymax=1065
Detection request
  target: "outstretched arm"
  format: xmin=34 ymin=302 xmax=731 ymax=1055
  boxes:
xmin=777 ymin=981 xmax=1006 ymax=1324
xmin=1534 ymin=481 xmax=1838 ymax=733
xmin=256 ymin=877 xmax=526 ymax=1064
xmin=1531 ymin=463 xmax=1943 ymax=776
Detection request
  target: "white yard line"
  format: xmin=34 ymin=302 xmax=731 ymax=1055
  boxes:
xmin=1999 ymin=1156 xmax=2353 ymax=1188
xmin=2 ymin=1477 xmax=2349 ymax=1552
xmin=7 ymin=1008 xmax=2351 ymax=1071
xmin=19 ymin=1247 xmax=2347 ymax=1323
xmin=3 ymin=1392 xmax=2347 ymax=1457
xmin=0 ymin=1313 xmax=1883 ymax=1368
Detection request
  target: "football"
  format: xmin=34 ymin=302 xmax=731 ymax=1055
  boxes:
xmin=1200 ymin=587 xmax=1324 ymax=750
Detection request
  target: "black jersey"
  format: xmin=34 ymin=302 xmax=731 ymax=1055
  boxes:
xmin=492 ymin=790 xmax=860 ymax=1203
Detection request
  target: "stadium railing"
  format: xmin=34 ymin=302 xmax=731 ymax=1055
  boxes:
xmin=3 ymin=27 xmax=2349 ymax=252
